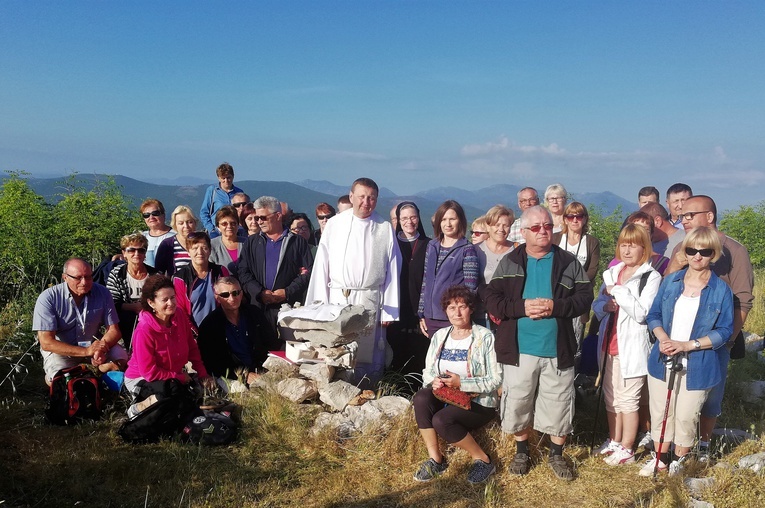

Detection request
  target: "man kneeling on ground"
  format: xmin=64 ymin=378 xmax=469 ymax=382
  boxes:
xmin=33 ymin=258 xmax=127 ymax=385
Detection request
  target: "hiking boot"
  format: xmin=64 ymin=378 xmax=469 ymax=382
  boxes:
xmin=467 ymin=459 xmax=496 ymax=484
xmin=604 ymin=444 xmax=635 ymax=466
xmin=638 ymin=452 xmax=667 ymax=477
xmin=548 ymin=454 xmax=574 ymax=481
xmin=508 ymin=452 xmax=531 ymax=475
xmin=593 ymin=438 xmax=618 ymax=456
xmin=413 ymin=458 xmax=448 ymax=482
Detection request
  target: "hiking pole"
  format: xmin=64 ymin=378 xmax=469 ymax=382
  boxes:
xmin=654 ymin=353 xmax=684 ymax=479
xmin=589 ymin=308 xmax=617 ymax=452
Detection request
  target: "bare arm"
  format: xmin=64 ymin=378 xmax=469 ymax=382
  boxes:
xmin=38 ymin=330 xmax=106 ymax=358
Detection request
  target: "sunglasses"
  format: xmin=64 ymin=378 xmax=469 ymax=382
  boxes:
xmin=564 ymin=214 xmax=585 ymax=221
xmin=142 ymin=210 xmax=163 ymax=218
xmin=685 ymin=247 xmax=714 ymax=257
xmin=217 ymin=290 xmax=242 ymax=299
xmin=254 ymin=212 xmax=277 ymax=222
xmin=291 ymin=225 xmax=310 ymax=232
xmin=471 ymin=230 xmax=487 ymax=236
xmin=232 ymin=202 xmax=250 ymax=208
xmin=526 ymin=223 xmax=554 ymax=233
xmin=316 ymin=214 xmax=334 ymax=220
xmin=125 ymin=247 xmax=147 ymax=254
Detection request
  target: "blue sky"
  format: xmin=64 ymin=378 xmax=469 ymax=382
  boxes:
xmin=1 ymin=1 xmax=763 ymax=211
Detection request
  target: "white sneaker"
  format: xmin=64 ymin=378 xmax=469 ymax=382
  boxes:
xmin=637 ymin=432 xmax=653 ymax=450
xmin=638 ymin=453 xmax=667 ymax=477
xmin=604 ymin=444 xmax=635 ymax=465
xmin=669 ymin=455 xmax=689 ymax=476
xmin=594 ymin=438 xmax=618 ymax=456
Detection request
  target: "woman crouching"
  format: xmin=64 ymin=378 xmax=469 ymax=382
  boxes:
xmin=413 ymin=285 xmax=502 ymax=484
xmin=124 ymin=274 xmax=214 ymax=415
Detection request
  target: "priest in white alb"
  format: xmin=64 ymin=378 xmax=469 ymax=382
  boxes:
xmin=305 ymin=177 xmax=402 ymax=385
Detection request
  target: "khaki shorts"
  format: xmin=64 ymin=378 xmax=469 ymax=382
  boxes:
xmin=500 ymin=354 xmax=575 ymax=437
xmin=648 ymin=370 xmax=708 ymax=448
xmin=603 ymin=355 xmax=645 ymax=413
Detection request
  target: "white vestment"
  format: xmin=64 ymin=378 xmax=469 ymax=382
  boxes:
xmin=305 ymin=209 xmax=402 ymax=383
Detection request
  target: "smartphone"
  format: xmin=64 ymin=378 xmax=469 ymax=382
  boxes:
xmin=438 ymin=373 xmax=450 ymax=379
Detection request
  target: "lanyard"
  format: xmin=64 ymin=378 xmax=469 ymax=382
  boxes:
xmin=72 ymin=295 xmax=89 ymax=334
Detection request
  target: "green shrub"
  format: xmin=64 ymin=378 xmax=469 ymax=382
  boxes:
xmin=720 ymin=201 xmax=765 ymax=269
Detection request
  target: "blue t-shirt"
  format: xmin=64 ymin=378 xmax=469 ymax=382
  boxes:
xmin=517 ymin=252 xmax=558 ymax=357
xmin=225 ymin=315 xmax=253 ymax=367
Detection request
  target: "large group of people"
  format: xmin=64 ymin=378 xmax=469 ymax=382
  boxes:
xmin=32 ymin=167 xmax=754 ymax=485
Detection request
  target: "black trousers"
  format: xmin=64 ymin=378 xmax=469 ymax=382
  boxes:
xmin=413 ymin=388 xmax=496 ymax=444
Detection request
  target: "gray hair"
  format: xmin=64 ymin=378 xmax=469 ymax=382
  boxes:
xmin=520 ymin=206 xmax=552 ymax=229
xmin=544 ymin=183 xmax=567 ymax=201
xmin=517 ymin=186 xmax=538 ymax=199
xmin=252 ymin=196 xmax=280 ymax=214
xmin=214 ymin=276 xmax=241 ymax=289
xmin=232 ymin=192 xmax=250 ymax=202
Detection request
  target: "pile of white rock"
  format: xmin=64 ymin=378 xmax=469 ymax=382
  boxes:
xmin=251 ymin=303 xmax=411 ymax=436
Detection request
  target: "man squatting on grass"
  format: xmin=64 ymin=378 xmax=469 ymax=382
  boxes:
xmin=33 ymin=258 xmax=128 ymax=384
xmin=482 ymin=206 xmax=594 ymax=481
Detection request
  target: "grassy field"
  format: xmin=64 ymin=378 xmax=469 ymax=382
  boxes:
xmin=0 ymin=270 xmax=762 ymax=507
xmin=1 ymin=358 xmax=765 ymax=508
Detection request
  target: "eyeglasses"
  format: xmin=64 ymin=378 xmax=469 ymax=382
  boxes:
xmin=400 ymin=217 xmax=418 ymax=223
xmin=218 ymin=221 xmax=238 ymax=228
xmin=232 ymin=202 xmax=250 ymax=208
xmin=64 ymin=273 xmax=93 ymax=283
xmin=316 ymin=214 xmax=334 ymax=220
xmin=564 ymin=214 xmax=585 ymax=221
xmin=525 ymin=223 xmax=554 ymax=233
xmin=254 ymin=212 xmax=277 ymax=222
xmin=547 ymin=196 xmax=564 ymax=202
xmin=216 ymin=290 xmax=242 ymax=299
xmin=124 ymin=247 xmax=147 ymax=254
xmin=291 ymin=225 xmax=310 ymax=233
xmin=519 ymin=198 xmax=539 ymax=205
xmin=142 ymin=210 xmax=162 ymax=218
xmin=681 ymin=211 xmax=711 ymax=221
xmin=685 ymin=247 xmax=714 ymax=257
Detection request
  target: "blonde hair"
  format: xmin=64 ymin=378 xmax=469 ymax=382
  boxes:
xmin=615 ymin=224 xmax=652 ymax=265
xmin=120 ymin=232 xmax=148 ymax=250
xmin=471 ymin=216 xmax=488 ymax=233
xmin=544 ymin=183 xmax=567 ymax=203
xmin=682 ymin=226 xmax=723 ymax=263
xmin=170 ymin=205 xmax=199 ymax=232
xmin=484 ymin=205 xmax=514 ymax=226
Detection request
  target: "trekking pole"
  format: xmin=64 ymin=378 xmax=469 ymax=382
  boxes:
xmin=654 ymin=353 xmax=684 ymax=479
xmin=589 ymin=308 xmax=617 ymax=452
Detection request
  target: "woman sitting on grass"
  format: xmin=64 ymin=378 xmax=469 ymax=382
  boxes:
xmin=412 ymin=285 xmax=502 ymax=484
xmin=124 ymin=274 xmax=213 ymax=415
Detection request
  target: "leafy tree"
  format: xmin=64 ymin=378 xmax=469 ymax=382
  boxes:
xmin=587 ymin=204 xmax=625 ymax=289
xmin=720 ymin=201 xmax=765 ymax=268
xmin=52 ymin=174 xmax=144 ymax=267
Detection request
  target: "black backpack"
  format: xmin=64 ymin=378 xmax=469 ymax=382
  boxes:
xmin=46 ymin=365 xmax=102 ymax=425
xmin=182 ymin=410 xmax=238 ymax=446
xmin=117 ymin=379 xmax=202 ymax=443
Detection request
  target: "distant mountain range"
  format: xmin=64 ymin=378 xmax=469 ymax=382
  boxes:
xmin=16 ymin=174 xmax=634 ymax=226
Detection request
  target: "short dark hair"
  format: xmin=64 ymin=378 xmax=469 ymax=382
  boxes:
xmin=440 ymin=285 xmax=477 ymax=313
xmin=285 ymin=212 xmax=314 ymax=234
xmin=626 ymin=210 xmax=654 ymax=235
xmin=187 ymin=231 xmax=211 ymax=249
xmin=337 ymin=195 xmax=351 ymax=206
xmin=215 ymin=205 xmax=239 ymax=227
xmin=140 ymin=274 xmax=175 ymax=313
xmin=638 ymin=186 xmax=660 ymax=201
xmin=433 ymin=200 xmax=468 ymax=240
xmin=216 ymin=162 xmax=234 ymax=178
xmin=640 ymin=202 xmax=669 ymax=221
xmin=666 ymin=183 xmax=692 ymax=199
xmin=351 ymin=177 xmax=379 ymax=194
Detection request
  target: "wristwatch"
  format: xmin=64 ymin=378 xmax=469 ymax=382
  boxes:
xmin=693 ymin=339 xmax=701 ymax=350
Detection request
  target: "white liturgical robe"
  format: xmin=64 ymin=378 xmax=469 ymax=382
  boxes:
xmin=305 ymin=209 xmax=402 ymax=383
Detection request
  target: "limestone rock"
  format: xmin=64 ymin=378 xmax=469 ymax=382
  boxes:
xmin=278 ymin=303 xmax=373 ymax=335
xmin=685 ymin=477 xmax=716 ymax=498
xmin=276 ymin=378 xmax=318 ymax=403
xmin=711 ymin=462 xmax=734 ymax=472
xmin=319 ymin=380 xmax=361 ymax=411
xmin=311 ymin=412 xmax=353 ymax=438
xmin=263 ymin=356 xmax=300 ymax=377
xmin=686 ymin=499 xmax=714 ymax=508
xmin=344 ymin=402 xmax=384 ymax=433
xmin=318 ymin=342 xmax=358 ymax=368
xmin=299 ymin=363 xmax=336 ymax=385
xmin=744 ymin=332 xmax=764 ymax=352
xmin=738 ymin=452 xmax=765 ymax=473
xmin=367 ymin=396 xmax=411 ymax=418
xmin=292 ymin=329 xmax=359 ymax=347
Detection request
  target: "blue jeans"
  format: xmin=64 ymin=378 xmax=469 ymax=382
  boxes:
xmin=701 ymin=346 xmax=730 ymax=418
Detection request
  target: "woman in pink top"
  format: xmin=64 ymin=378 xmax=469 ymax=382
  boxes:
xmin=124 ymin=274 xmax=212 ymax=397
